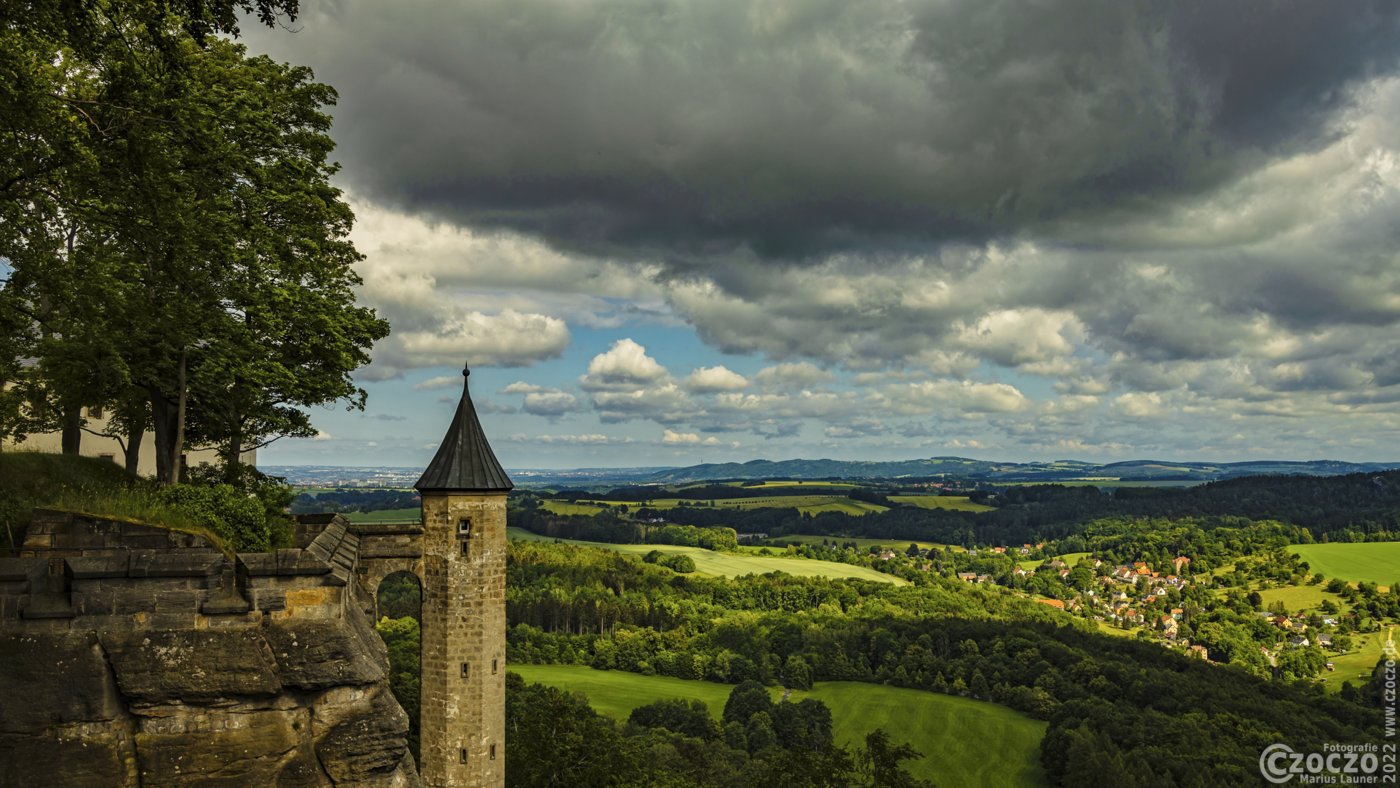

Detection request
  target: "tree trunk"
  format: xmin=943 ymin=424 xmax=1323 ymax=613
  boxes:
xmin=149 ymin=386 xmax=178 ymax=484
xmin=124 ymin=420 xmax=145 ymax=476
xmin=222 ymin=422 xmax=243 ymax=485
xmin=60 ymin=407 xmax=81 ymax=455
xmin=171 ymin=348 xmax=187 ymax=485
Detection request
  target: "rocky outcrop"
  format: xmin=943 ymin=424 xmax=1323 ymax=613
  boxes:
xmin=0 ymin=512 xmax=419 ymax=787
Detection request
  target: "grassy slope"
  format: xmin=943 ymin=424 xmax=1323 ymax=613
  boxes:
xmin=507 ymin=527 xmax=906 ymax=585
xmin=344 ymin=507 xmax=422 ymax=523
xmin=1319 ymin=629 xmax=1391 ymax=691
xmin=544 ymin=495 xmax=890 ymax=515
xmin=511 ymin=664 xmax=1047 ymax=788
xmin=541 ymin=492 xmax=996 ymax=518
xmin=0 ymin=452 xmax=224 ymax=551
xmin=769 ymin=534 xmax=959 ymax=552
xmin=1290 ymin=543 xmax=1400 ymax=588
xmin=1256 ymin=584 xmax=1339 ymax=612
xmin=1017 ymin=552 xmax=1091 ymax=571
xmin=731 ymin=481 xmax=856 ymax=489
xmin=888 ymin=494 xmax=996 ymax=512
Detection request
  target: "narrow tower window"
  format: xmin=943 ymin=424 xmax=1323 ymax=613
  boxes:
xmin=490 ymin=743 xmax=497 ymax=760
xmin=458 ymin=518 xmax=473 ymax=556
xmin=461 ymin=662 xmax=470 ymax=679
xmin=491 ymin=658 xmax=498 ymax=674
xmin=459 ymin=747 xmax=469 ymax=764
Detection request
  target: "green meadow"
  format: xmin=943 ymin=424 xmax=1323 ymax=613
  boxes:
xmin=1290 ymin=543 xmax=1400 ymax=588
xmin=343 ymin=507 xmax=422 ymax=523
xmin=540 ymin=491 xmax=997 ymax=518
xmin=1255 ymin=584 xmax=1341 ymax=612
xmin=511 ymin=664 xmax=1047 ymax=788
xmin=541 ymin=495 xmax=889 ymax=517
xmin=768 ymin=534 xmax=963 ymax=552
xmin=1016 ymin=552 xmax=1092 ymax=571
xmin=888 ymin=494 xmax=996 ymax=512
xmin=506 ymin=527 xmax=906 ymax=584
xmin=728 ymin=480 xmax=857 ymax=489
xmin=1318 ymin=629 xmax=1392 ymax=692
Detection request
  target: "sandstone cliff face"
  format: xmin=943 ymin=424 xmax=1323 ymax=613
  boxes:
xmin=0 ymin=512 xmax=419 ymax=787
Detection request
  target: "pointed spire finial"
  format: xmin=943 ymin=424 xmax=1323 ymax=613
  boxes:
xmin=415 ymin=361 xmax=513 ymax=493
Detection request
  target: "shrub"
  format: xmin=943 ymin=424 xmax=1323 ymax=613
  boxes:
xmin=663 ymin=553 xmax=697 ymax=573
xmin=158 ymin=483 xmax=270 ymax=552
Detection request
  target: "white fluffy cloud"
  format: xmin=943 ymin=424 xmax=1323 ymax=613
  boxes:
xmin=580 ymin=338 xmax=671 ymax=391
xmin=662 ymin=429 xmax=720 ymax=445
xmin=522 ymin=391 xmax=582 ymax=418
xmin=412 ymin=375 xmax=462 ymax=391
xmin=507 ymin=433 xmax=631 ymax=445
xmin=683 ymin=366 xmax=749 ymax=393
xmin=357 ymin=258 xmax=570 ymax=378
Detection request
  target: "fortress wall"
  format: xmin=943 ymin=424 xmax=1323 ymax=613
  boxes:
xmin=0 ymin=511 xmax=419 ymax=787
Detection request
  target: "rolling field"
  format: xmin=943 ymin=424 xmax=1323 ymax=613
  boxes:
xmin=539 ymin=500 xmax=608 ymax=516
xmin=990 ymin=479 xmax=1199 ymax=488
xmin=1290 ymin=543 xmax=1400 ymax=588
xmin=1256 ymin=584 xmax=1340 ymax=612
xmin=728 ymin=481 xmax=857 ymax=489
xmin=507 ymin=527 xmax=906 ymax=584
xmin=1319 ymin=630 xmax=1391 ymax=692
xmin=542 ymin=495 xmax=889 ymax=516
xmin=511 ymin=664 xmax=1047 ymax=788
xmin=769 ymin=534 xmax=962 ymax=552
xmin=343 ymin=507 xmax=421 ymax=523
xmin=888 ymin=494 xmax=996 ymax=512
xmin=1017 ymin=552 xmax=1091 ymax=571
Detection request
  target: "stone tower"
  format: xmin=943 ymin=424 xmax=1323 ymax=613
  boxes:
xmin=415 ymin=365 xmax=512 ymax=787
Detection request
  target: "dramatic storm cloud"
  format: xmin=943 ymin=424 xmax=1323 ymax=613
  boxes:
xmin=248 ymin=1 xmax=1400 ymax=467
xmin=256 ymin=0 xmax=1400 ymax=259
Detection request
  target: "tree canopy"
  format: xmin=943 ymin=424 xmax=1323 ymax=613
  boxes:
xmin=0 ymin=2 xmax=387 ymax=482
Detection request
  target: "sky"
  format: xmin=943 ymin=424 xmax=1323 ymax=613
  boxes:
xmin=245 ymin=0 xmax=1400 ymax=470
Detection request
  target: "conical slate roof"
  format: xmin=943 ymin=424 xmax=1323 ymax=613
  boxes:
xmin=415 ymin=366 xmax=514 ymax=493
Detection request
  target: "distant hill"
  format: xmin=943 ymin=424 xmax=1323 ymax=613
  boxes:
xmin=265 ymin=457 xmax=1400 ymax=488
xmin=639 ymin=456 xmax=1400 ymax=485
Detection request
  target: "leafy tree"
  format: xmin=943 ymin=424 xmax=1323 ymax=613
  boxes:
xmin=783 ymin=655 xmax=813 ymax=691
xmin=505 ymin=673 xmax=641 ymax=786
xmin=856 ymin=730 xmax=933 ymax=788
xmin=745 ymin=711 xmax=779 ymax=754
xmin=0 ymin=3 xmax=384 ymax=484
xmin=376 ymin=615 xmax=421 ymax=760
xmin=377 ymin=572 xmax=422 ymax=622
xmin=772 ymin=698 xmax=834 ymax=752
xmin=661 ymin=553 xmax=697 ymax=573
xmin=627 ymin=698 xmax=720 ymax=740
xmin=723 ymin=680 xmax=774 ymax=727
xmin=1060 ymin=723 xmax=1135 ymax=786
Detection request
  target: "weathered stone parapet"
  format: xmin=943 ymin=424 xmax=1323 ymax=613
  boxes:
xmin=0 ymin=510 xmax=420 ymax=787
xmin=0 ymin=512 xmax=372 ymax=630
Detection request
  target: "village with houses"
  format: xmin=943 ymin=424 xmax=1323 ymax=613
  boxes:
xmin=786 ymin=536 xmax=1377 ymax=682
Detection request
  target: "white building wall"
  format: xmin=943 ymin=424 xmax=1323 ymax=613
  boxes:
xmin=2 ymin=408 xmax=255 ymax=477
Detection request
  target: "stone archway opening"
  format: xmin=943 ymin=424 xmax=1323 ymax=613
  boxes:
xmin=375 ymin=570 xmax=423 ymax=762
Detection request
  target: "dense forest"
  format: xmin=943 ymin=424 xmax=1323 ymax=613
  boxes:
xmin=290 ymin=488 xmax=418 ymax=515
xmin=627 ymin=471 xmax=1400 ymax=547
xmin=501 ymin=542 xmax=1385 ymax=786
xmin=507 ymin=674 xmax=931 ymax=787
xmin=512 ymin=506 xmax=740 ymax=550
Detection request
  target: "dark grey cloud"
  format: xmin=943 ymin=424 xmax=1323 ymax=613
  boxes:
xmin=252 ymin=0 xmax=1400 ymax=263
xmin=244 ymin=3 xmax=1400 ymax=460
